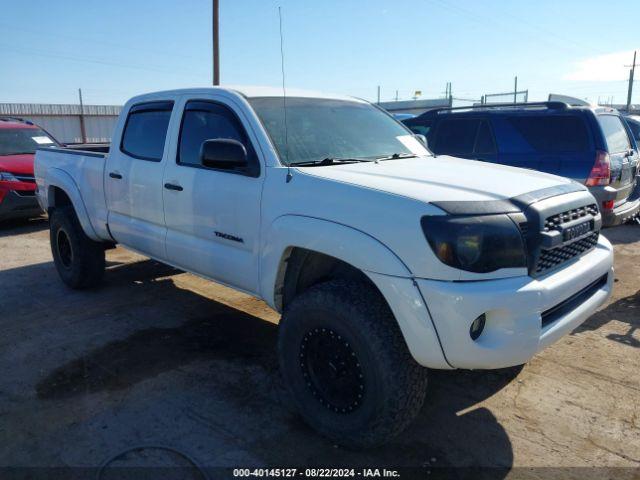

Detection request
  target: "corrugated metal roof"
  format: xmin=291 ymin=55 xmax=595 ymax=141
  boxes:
xmin=0 ymin=103 xmax=121 ymax=116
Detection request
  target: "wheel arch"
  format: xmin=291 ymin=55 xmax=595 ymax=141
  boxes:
xmin=260 ymin=215 xmax=412 ymax=312
xmin=45 ymin=169 xmax=100 ymax=241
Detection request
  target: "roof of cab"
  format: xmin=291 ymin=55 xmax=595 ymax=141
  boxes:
xmin=126 ymin=86 xmax=366 ymax=104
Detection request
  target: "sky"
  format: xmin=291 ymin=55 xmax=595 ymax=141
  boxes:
xmin=1 ymin=0 xmax=639 ymax=106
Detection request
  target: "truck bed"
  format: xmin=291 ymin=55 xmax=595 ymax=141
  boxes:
xmin=64 ymin=143 xmax=111 ymax=154
xmin=34 ymin=146 xmax=111 ymax=241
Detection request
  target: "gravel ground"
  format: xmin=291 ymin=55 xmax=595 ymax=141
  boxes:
xmin=0 ymin=216 xmax=638 ymax=478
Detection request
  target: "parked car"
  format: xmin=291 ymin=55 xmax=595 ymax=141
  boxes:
xmin=0 ymin=117 xmax=59 ymax=222
xmin=403 ymin=103 xmax=640 ymax=226
xmin=35 ymin=87 xmax=613 ymax=448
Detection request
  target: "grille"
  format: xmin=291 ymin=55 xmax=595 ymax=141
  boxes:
xmin=544 ymin=204 xmax=598 ymax=232
xmin=535 ymin=232 xmax=599 ymax=273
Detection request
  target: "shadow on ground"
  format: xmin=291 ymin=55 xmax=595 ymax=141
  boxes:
xmin=4 ymin=259 xmax=516 ymax=472
xmin=602 ymin=223 xmax=640 ymax=245
xmin=573 ymin=289 xmax=639 ymax=348
xmin=0 ymin=216 xmax=47 ymax=237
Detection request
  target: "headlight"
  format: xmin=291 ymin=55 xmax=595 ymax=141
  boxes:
xmin=0 ymin=172 xmax=20 ymax=182
xmin=421 ymin=214 xmax=527 ymax=273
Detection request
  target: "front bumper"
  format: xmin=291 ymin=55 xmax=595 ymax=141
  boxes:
xmin=0 ymin=189 xmax=43 ymax=221
xmin=415 ymin=235 xmax=614 ymax=369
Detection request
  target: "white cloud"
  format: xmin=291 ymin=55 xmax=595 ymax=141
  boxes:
xmin=563 ymin=49 xmax=638 ymax=82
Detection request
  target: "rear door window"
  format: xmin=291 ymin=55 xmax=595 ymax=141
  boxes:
xmin=120 ymin=101 xmax=174 ymax=161
xmin=598 ymin=115 xmax=632 ymax=153
xmin=508 ymin=115 xmax=589 ymax=153
xmin=432 ymin=118 xmax=481 ymax=155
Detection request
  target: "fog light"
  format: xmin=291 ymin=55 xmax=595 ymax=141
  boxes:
xmin=470 ymin=314 xmax=486 ymax=341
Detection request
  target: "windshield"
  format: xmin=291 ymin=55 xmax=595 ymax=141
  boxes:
xmin=0 ymin=128 xmax=57 ymax=156
xmin=248 ymin=97 xmax=429 ymax=165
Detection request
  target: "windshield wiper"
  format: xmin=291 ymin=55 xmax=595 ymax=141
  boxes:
xmin=374 ymin=153 xmax=418 ymax=161
xmin=290 ymin=157 xmax=372 ymax=167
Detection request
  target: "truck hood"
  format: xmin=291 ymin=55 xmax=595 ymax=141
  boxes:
xmin=296 ymin=155 xmax=576 ymax=204
xmin=0 ymin=154 xmax=35 ymax=175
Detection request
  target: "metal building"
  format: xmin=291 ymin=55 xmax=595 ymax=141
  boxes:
xmin=0 ymin=103 xmax=121 ymax=144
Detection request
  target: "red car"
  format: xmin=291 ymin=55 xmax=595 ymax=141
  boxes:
xmin=0 ymin=118 xmax=59 ymax=222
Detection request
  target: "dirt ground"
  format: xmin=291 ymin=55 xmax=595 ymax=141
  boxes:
xmin=0 ymin=217 xmax=638 ymax=478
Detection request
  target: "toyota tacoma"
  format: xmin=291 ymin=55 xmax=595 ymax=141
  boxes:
xmin=35 ymin=87 xmax=614 ymax=448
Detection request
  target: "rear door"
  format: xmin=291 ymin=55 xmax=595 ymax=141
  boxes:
xmin=104 ymin=100 xmax=174 ymax=260
xmin=597 ymin=114 xmax=638 ymax=204
xmin=162 ymin=95 xmax=264 ymax=294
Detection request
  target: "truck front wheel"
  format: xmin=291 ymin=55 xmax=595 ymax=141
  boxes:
xmin=278 ymin=280 xmax=428 ymax=448
xmin=50 ymin=206 xmax=105 ymax=289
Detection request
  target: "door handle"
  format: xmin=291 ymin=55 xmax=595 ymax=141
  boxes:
xmin=109 ymin=172 xmax=123 ymax=179
xmin=164 ymin=183 xmax=183 ymax=192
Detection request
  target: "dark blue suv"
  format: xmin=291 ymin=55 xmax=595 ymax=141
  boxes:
xmin=403 ymin=102 xmax=640 ymax=226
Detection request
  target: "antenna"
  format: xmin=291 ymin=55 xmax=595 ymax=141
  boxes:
xmin=278 ymin=6 xmax=292 ymax=183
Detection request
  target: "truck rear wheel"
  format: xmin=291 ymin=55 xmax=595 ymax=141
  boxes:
xmin=278 ymin=280 xmax=428 ymax=448
xmin=50 ymin=206 xmax=105 ymax=289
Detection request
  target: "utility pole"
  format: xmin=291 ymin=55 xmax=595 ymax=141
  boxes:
xmin=625 ymin=50 xmax=637 ymax=112
xmin=78 ymin=88 xmax=87 ymax=144
xmin=377 ymin=85 xmax=381 ymax=104
xmin=513 ymin=76 xmax=518 ymax=104
xmin=213 ymin=0 xmax=220 ymax=85
xmin=395 ymin=89 xmax=399 ymax=101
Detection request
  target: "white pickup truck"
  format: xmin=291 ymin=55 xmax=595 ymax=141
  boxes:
xmin=35 ymin=87 xmax=614 ymax=448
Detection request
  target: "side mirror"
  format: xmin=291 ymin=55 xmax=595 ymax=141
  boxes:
xmin=200 ymin=139 xmax=248 ymax=169
xmin=414 ymin=134 xmax=428 ymax=147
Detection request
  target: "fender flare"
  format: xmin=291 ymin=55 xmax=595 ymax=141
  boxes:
xmin=45 ymin=168 xmax=101 ymax=241
xmin=259 ymin=215 xmax=411 ymax=310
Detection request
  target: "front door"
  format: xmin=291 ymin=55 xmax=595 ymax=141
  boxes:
xmin=162 ymin=96 xmax=264 ymax=294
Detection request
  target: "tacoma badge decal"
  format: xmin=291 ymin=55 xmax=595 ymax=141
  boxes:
xmin=214 ymin=231 xmax=244 ymax=243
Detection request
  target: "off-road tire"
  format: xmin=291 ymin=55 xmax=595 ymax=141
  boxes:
xmin=50 ymin=206 xmax=105 ymax=289
xmin=278 ymin=280 xmax=429 ymax=448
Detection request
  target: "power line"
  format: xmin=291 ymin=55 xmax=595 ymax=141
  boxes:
xmin=0 ymin=42 xmax=207 ymax=79
xmin=0 ymin=22 xmax=203 ymax=62
xmin=427 ymin=0 xmax=605 ymax=58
